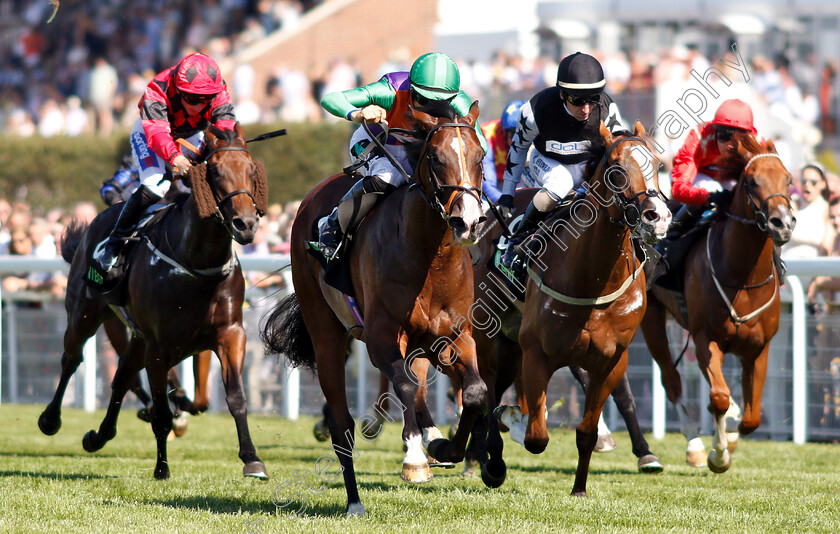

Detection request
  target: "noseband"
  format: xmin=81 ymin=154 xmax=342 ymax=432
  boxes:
xmin=724 ymin=153 xmax=792 ymax=233
xmin=200 ymin=145 xmax=259 ymax=223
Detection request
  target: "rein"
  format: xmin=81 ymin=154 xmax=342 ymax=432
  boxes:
xmin=722 ymin=153 xmax=791 ymax=232
xmin=597 ymin=137 xmax=662 ymax=235
xmin=200 ymin=145 xmax=260 ymax=223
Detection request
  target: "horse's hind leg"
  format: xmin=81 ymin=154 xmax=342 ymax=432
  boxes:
xmin=83 ymin=337 xmax=145 ymax=452
xmin=572 ymin=353 xmax=627 ymax=497
xmin=610 ymin=373 xmax=663 ymax=472
xmin=640 ymin=297 xmax=704 ymax=466
xmin=39 ymin=300 xmax=108 ymax=436
xmin=569 ymin=366 xmax=617 ymax=453
xmin=216 ymin=325 xmax=267 ymax=479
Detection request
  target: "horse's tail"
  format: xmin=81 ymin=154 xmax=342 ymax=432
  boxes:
xmin=60 ymin=219 xmax=90 ymax=264
xmin=260 ymin=293 xmax=316 ymax=370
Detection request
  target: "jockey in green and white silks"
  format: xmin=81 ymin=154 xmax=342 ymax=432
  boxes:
xmin=314 ymin=52 xmax=488 ymax=261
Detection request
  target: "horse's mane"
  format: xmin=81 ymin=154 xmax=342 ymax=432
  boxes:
xmin=207 ymin=124 xmax=241 ymax=146
xmin=583 ymin=128 xmax=633 ymax=178
xmin=403 ymin=101 xmax=460 ymax=166
xmin=715 ymin=135 xmax=772 ymax=183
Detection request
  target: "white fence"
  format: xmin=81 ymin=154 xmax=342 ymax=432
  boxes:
xmin=1 ymin=255 xmax=840 ymax=444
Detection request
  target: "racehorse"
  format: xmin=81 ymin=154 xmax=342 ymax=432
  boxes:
xmin=497 ymin=122 xmax=671 ymax=496
xmin=38 ymin=123 xmax=269 ymax=480
xmin=639 ymin=135 xmax=794 ymax=472
xmin=262 ymin=100 xmax=487 ymax=516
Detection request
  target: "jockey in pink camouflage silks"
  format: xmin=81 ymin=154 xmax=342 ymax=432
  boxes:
xmin=94 ymin=53 xmax=237 ymax=273
xmin=313 ymin=52 xmax=488 ymax=261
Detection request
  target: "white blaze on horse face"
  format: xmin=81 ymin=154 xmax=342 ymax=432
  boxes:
xmin=448 ymin=137 xmax=483 ymax=231
xmin=628 ymin=145 xmax=671 ymax=237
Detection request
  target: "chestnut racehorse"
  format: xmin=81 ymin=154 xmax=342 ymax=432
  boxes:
xmin=262 ymin=101 xmax=487 ymax=516
xmin=39 ymin=123 xmax=269 ymax=480
xmin=640 ymin=135 xmax=794 ymax=472
xmin=497 ymin=122 xmax=672 ymax=496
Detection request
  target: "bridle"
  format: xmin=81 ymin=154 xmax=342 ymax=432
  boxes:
xmin=597 ymin=136 xmax=663 ymax=236
xmin=200 ymin=145 xmax=260 ymax=224
xmin=361 ymin=120 xmax=482 ymax=221
xmin=723 ymin=153 xmax=792 ymax=233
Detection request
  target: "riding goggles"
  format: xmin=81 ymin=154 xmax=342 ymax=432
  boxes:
xmin=181 ymin=92 xmax=216 ymax=105
xmin=563 ymin=93 xmax=600 ymax=107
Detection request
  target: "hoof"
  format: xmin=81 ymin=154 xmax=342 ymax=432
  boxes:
xmin=686 ymin=437 xmax=707 ymax=468
xmin=461 ymin=458 xmax=480 ymax=477
xmin=707 ymin=448 xmax=731 ymax=473
xmin=154 ymin=465 xmax=170 ymax=480
xmin=82 ymin=431 xmax=99 ymax=453
xmin=428 ymin=456 xmax=455 ymax=469
xmin=346 ymin=502 xmax=366 ymax=517
xmin=726 ymin=432 xmax=739 ymax=453
xmin=426 ymin=438 xmax=450 ymax=463
xmin=313 ymin=420 xmax=329 ymax=442
xmin=136 ymin=408 xmax=152 ymax=423
xmin=38 ymin=412 xmax=61 ymax=436
xmin=637 ymin=454 xmax=664 ymax=473
xmin=172 ymin=413 xmax=189 ymax=437
xmin=594 ymin=433 xmax=617 ymax=453
xmin=244 ymin=461 xmax=269 ymax=479
xmin=480 ymin=458 xmax=507 ymax=488
xmin=401 ymin=461 xmax=432 ymax=483
xmin=570 ymin=490 xmax=588 ymax=498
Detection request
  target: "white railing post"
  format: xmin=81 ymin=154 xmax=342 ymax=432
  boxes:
xmin=652 ymin=359 xmax=666 ymax=439
xmin=0 ymin=285 xmax=3 ymax=406
xmin=8 ymin=301 xmax=18 ymax=403
xmin=82 ymin=335 xmax=97 ymax=412
xmin=284 ymin=365 xmax=300 ymax=420
xmin=787 ymin=275 xmax=807 ymax=445
xmin=435 ymin=366 xmax=448 ymax=425
xmin=181 ymin=355 xmax=195 ymax=401
xmin=355 ymin=340 xmax=366 ymax=415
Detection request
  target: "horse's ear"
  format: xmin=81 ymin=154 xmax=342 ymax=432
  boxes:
xmin=185 ymin=164 xmax=216 ymax=219
xmin=633 ymin=120 xmax=646 ymax=137
xmin=252 ymin=160 xmax=269 ymax=216
xmin=410 ymin=105 xmax=437 ymax=131
xmin=464 ymin=100 xmax=480 ymax=126
xmin=599 ymin=121 xmax=614 ymax=146
xmin=765 ymin=138 xmax=777 ymax=154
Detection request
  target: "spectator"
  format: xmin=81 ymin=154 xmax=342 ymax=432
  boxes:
xmin=88 ymin=55 xmax=118 ymax=136
xmin=808 ymin=195 xmax=840 ymax=304
xmin=784 ymin=163 xmax=835 ymax=262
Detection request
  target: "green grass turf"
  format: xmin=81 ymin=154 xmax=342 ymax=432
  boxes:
xmin=1 ymin=404 xmax=838 ymax=533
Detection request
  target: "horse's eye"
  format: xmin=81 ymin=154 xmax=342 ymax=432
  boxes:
xmin=658 ymin=162 xmax=665 ymax=173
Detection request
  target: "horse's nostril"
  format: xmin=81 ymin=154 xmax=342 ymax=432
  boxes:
xmin=642 ymin=210 xmax=659 ymax=223
xmin=232 ymin=217 xmax=256 ymax=233
xmin=768 ymin=217 xmax=784 ymax=229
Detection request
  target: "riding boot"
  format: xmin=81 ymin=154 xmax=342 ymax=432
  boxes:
xmin=501 ymin=202 xmax=549 ymax=281
xmin=94 ymin=185 xmax=161 ymax=272
xmin=315 ymin=175 xmax=395 ymax=261
xmin=656 ymin=203 xmax=707 ymax=274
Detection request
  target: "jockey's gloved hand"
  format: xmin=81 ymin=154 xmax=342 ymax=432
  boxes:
xmin=496 ymin=194 xmax=514 ymax=220
xmin=708 ymin=190 xmax=733 ymax=206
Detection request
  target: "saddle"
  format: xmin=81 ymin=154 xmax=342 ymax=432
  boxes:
xmin=85 ymin=203 xmax=174 ymax=306
xmin=653 ymin=210 xmax=715 ymax=293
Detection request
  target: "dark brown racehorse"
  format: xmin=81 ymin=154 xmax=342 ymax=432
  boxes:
xmin=497 ymin=122 xmax=671 ymax=496
xmin=38 ymin=123 xmax=269 ymax=480
xmin=640 ymin=135 xmax=794 ymax=472
xmin=262 ymin=101 xmax=487 ymax=516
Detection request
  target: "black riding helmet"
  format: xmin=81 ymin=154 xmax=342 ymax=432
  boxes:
xmin=556 ymin=52 xmax=606 ymax=97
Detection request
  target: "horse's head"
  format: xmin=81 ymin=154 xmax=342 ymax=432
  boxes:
xmin=597 ymin=121 xmax=672 ymax=244
xmin=186 ymin=123 xmax=268 ymax=245
xmin=408 ymin=100 xmax=485 ymax=245
xmin=722 ymin=136 xmax=795 ymax=246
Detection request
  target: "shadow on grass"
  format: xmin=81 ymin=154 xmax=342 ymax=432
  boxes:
xmin=153 ymin=494 xmax=346 ymax=518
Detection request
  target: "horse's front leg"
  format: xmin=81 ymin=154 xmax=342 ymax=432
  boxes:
xmin=216 ymin=325 xmax=268 ymax=479
xmin=146 ymin=345 xmax=174 ymax=480
xmin=426 ymin=332 xmax=487 ymax=465
xmin=695 ymin=332 xmax=732 ymax=473
xmin=572 ymin=353 xmax=627 ymax=497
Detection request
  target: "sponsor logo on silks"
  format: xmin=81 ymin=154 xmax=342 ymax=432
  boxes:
xmin=545 ymin=140 xmax=591 ymax=156
xmin=87 ymin=266 xmax=104 ymax=285
xmin=131 ymin=130 xmax=158 ymax=170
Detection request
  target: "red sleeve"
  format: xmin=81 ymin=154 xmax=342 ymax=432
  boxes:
xmin=670 ymin=125 xmax=711 ymax=205
xmin=139 ymin=72 xmax=180 ymax=164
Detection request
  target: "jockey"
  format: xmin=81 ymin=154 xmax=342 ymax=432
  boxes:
xmin=100 ymin=154 xmax=140 ymax=206
xmin=480 ymin=99 xmax=526 ymax=202
xmin=667 ymin=98 xmax=758 ymax=239
xmin=496 ymin=52 xmax=627 ymax=280
xmin=93 ymin=52 xmax=237 ymax=274
xmin=314 ymin=52 xmax=488 ymax=262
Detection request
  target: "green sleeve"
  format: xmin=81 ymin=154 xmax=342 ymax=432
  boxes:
xmin=320 ymin=78 xmax=397 ymax=120
xmin=452 ymin=91 xmax=488 ymax=155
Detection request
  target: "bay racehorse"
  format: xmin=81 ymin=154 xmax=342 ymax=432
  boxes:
xmin=497 ymin=122 xmax=671 ymax=496
xmin=262 ymin=101 xmax=487 ymax=516
xmin=38 ymin=123 xmax=269 ymax=480
xmin=640 ymin=135 xmax=794 ymax=472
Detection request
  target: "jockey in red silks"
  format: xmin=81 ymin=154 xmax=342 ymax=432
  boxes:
xmin=93 ymin=53 xmax=237 ymax=274
xmin=668 ymin=98 xmax=758 ymax=232
xmin=480 ymin=100 xmax=526 ymax=202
